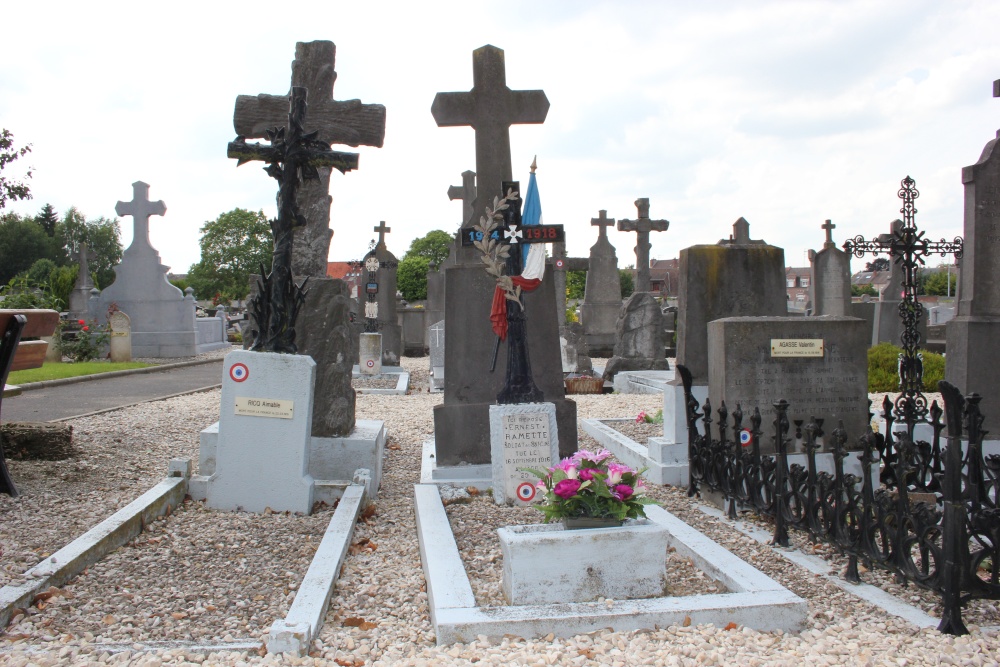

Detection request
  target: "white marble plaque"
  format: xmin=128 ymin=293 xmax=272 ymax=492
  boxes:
xmin=489 ymin=403 xmax=559 ymax=505
xmin=770 ymin=338 xmax=824 ymax=357
xmin=234 ymin=396 xmax=294 ymax=419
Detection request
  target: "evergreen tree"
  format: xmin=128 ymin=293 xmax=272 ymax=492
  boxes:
xmin=35 ymin=203 xmax=59 ymax=236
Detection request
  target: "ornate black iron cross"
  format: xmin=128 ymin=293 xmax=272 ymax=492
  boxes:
xmin=228 ymin=86 xmax=359 ymax=353
xmin=843 ymin=176 xmax=963 ymax=425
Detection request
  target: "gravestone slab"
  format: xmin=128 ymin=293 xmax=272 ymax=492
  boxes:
xmin=372 ymin=223 xmax=402 ymax=364
xmin=97 ymin=181 xmax=198 ymax=357
xmin=429 ymin=320 xmax=445 ymax=392
xmin=359 ymin=333 xmax=382 ymax=375
xmin=108 ymin=311 xmax=132 ymax=363
xmin=602 ymin=293 xmax=668 ymax=381
xmin=579 ymin=210 xmax=620 ymax=356
xmin=489 ymin=402 xmax=559 ymax=505
xmin=205 ymin=351 xmax=315 ymax=514
xmin=67 ymin=243 xmax=94 ymax=321
xmin=708 ymin=316 xmax=869 ymax=451
xmin=810 ymin=220 xmax=852 ymax=317
xmin=560 ymin=322 xmax=593 ymax=374
xmin=947 ymin=85 xmax=1000 ymax=433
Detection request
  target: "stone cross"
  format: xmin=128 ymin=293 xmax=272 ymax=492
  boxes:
xmin=374 ymin=221 xmax=391 ymax=247
xmin=822 ymin=219 xmax=837 ymax=248
xmin=233 ymin=41 xmax=386 ymax=277
xmin=592 ymin=210 xmax=615 ymax=240
xmin=448 ymin=170 xmax=477 ymax=228
xmin=617 ymin=198 xmax=669 ymax=293
xmin=115 ymin=181 xmax=166 ymax=256
xmin=432 ymin=45 xmax=549 ymax=236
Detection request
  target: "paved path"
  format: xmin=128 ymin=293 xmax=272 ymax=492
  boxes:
xmin=2 ymin=361 xmax=224 ymax=422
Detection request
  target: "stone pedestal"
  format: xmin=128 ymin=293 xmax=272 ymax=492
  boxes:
xmin=489 ymin=403 xmax=559 ymax=505
xmin=498 ymin=520 xmax=669 ymax=605
xmin=108 ymin=311 xmax=132 ymax=363
xmin=359 ymin=333 xmax=382 ymax=375
xmin=202 ymin=351 xmax=316 ymax=514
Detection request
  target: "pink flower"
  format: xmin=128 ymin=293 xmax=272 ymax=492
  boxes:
xmin=553 ymin=479 xmax=582 ymax=499
xmin=635 ymin=411 xmax=647 ymax=424
xmin=606 ymin=462 xmax=632 ymax=485
xmin=634 ymin=479 xmax=648 ymax=496
xmin=555 ymin=458 xmax=579 ymax=479
xmin=572 ymin=449 xmax=611 ymax=465
xmin=579 ymin=468 xmax=596 ymax=482
xmin=613 ymin=484 xmax=634 ymax=501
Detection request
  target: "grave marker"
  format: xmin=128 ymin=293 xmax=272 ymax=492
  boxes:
xmin=809 ymin=220 xmax=852 ymax=317
xmin=580 ymin=210 xmax=621 ymax=356
xmin=108 ymin=310 xmax=132 ymax=363
xmin=489 ymin=403 xmax=559 ymax=505
xmin=617 ymin=199 xmax=669 ymax=293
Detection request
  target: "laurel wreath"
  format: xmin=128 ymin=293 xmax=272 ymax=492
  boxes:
xmin=473 ymin=188 xmax=522 ymax=304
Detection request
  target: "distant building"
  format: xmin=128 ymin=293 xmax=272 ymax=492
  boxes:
xmin=327 ymin=261 xmax=364 ymax=300
xmin=851 ymin=270 xmax=892 ymax=297
xmin=785 ymin=266 xmax=811 ymax=307
xmin=649 ymin=258 xmax=679 ymax=297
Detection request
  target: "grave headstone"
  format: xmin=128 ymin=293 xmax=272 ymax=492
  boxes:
xmin=67 ymin=243 xmax=94 ymax=321
xmin=602 ymin=292 xmax=668 ymax=381
xmin=429 ymin=320 xmax=445 ymax=392
xmin=617 ymin=199 xmax=669 ymax=293
xmin=579 ymin=210 xmax=621 ymax=356
xmin=372 ymin=221 xmax=402 ymax=364
xmin=489 ymin=402 xmax=559 ymax=505
xmin=947 ymin=78 xmax=1000 ymax=433
xmin=559 ymin=321 xmax=593 ymax=374
xmin=430 ymin=46 xmax=576 ymax=465
xmin=809 ymin=220 xmax=852 ymax=317
xmin=108 ymin=310 xmax=132 ymax=363
xmin=707 ymin=316 xmax=870 ymax=451
xmin=359 ymin=332 xmax=382 ymax=375
xmin=96 ymin=181 xmax=200 ymax=357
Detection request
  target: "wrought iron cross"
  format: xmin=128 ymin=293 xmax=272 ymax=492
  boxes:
xmin=228 ymin=86 xmax=360 ymax=353
xmin=350 ymin=231 xmax=398 ymax=334
xmin=843 ymin=176 xmax=963 ymax=424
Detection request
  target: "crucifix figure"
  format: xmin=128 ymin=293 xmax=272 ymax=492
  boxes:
xmin=844 ymin=176 xmax=963 ymax=426
xmin=115 ymin=181 xmax=167 ymax=257
xmin=229 ymin=86 xmax=360 ymax=353
xmin=233 ymin=41 xmax=386 ymax=277
xmin=432 ymin=45 xmax=549 ymax=257
xmin=448 ymin=170 xmax=477 ymax=228
xmin=617 ymin=198 xmax=669 ymax=293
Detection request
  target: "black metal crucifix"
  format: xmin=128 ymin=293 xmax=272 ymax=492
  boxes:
xmin=843 ymin=176 xmax=963 ymax=426
xmin=228 ymin=86 xmax=359 ymax=353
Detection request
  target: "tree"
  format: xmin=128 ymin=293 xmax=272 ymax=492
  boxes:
xmin=922 ymin=269 xmax=957 ymax=296
xmin=566 ymin=270 xmax=587 ymax=299
xmin=620 ymin=269 xmax=635 ymax=299
xmin=0 ymin=212 xmax=63 ymax=284
xmin=35 ymin=203 xmax=59 ymax=236
xmin=397 ymin=254 xmax=430 ymax=301
xmin=851 ymin=283 xmax=878 ymax=297
xmin=0 ymin=129 xmax=32 ymax=209
xmin=865 ymin=257 xmax=890 ymax=272
xmin=405 ymin=230 xmax=453 ymax=267
xmin=56 ymin=208 xmax=122 ymax=289
xmin=187 ymin=208 xmax=272 ymax=301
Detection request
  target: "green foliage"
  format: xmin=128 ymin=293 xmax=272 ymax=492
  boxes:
xmin=24 ymin=258 xmax=57 ymax=285
xmin=404 ymin=229 xmax=453 ymax=267
xmin=169 ymin=277 xmax=189 ymax=292
xmin=49 ymin=265 xmax=78 ymax=308
xmin=187 ymin=208 xmax=272 ymax=301
xmin=565 ymin=307 xmax=579 ymax=324
xmin=866 ymin=257 xmax=890 ymax=272
xmin=566 ymin=270 xmax=586 ymax=299
xmin=620 ymin=269 xmax=635 ymax=299
xmin=852 ymin=283 xmax=878 ymax=297
xmin=397 ymin=254 xmax=431 ymax=301
xmin=0 ymin=129 xmax=32 ymax=209
xmin=58 ymin=319 xmax=110 ymax=362
xmin=0 ymin=212 xmax=65 ymax=284
xmin=8 ymin=360 xmax=153 ymax=384
xmin=35 ymin=203 xmax=58 ymax=236
xmin=867 ymin=342 xmax=945 ymax=392
xmin=56 ymin=208 xmax=122 ymax=289
xmin=922 ymin=270 xmax=957 ymax=296
xmin=0 ymin=274 xmax=64 ymax=310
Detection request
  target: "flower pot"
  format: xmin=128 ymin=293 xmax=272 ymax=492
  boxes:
xmin=561 ymin=516 xmax=624 ymax=530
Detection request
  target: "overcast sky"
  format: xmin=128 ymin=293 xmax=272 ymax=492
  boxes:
xmin=2 ymin=1 xmax=997 ymax=278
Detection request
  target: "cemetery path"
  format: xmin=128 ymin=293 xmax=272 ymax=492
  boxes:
xmin=2 ymin=360 xmax=224 ymax=422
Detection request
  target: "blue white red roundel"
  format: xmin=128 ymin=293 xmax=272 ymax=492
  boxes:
xmin=740 ymin=429 xmax=752 ymax=446
xmin=366 ymin=359 xmax=375 ymax=368
xmin=516 ymin=482 xmax=537 ymax=502
xmin=229 ymin=363 xmax=249 ymax=382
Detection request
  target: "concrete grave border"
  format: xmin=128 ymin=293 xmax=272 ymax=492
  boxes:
xmin=611 ymin=369 xmax=674 ymax=394
xmin=414 ymin=483 xmax=806 ymax=644
xmin=580 ymin=418 xmax=685 ymax=486
xmin=351 ymin=364 xmax=410 ymax=395
xmin=420 ymin=438 xmax=492 ymax=490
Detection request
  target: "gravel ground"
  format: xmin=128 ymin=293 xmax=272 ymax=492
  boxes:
xmin=1 ymin=358 xmax=998 ymax=666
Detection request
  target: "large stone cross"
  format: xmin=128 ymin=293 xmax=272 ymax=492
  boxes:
xmin=374 ymin=220 xmax=391 ymax=247
xmin=591 ymin=209 xmax=615 ymax=241
xmin=617 ymin=198 xmax=668 ymax=293
xmin=448 ymin=170 xmax=477 ymax=227
xmin=234 ymin=41 xmax=386 ymax=277
xmin=115 ymin=181 xmax=166 ymax=256
xmin=432 ymin=45 xmax=549 ymax=235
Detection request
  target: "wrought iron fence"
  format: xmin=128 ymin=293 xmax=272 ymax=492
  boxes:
xmin=678 ymin=364 xmax=1000 ymax=635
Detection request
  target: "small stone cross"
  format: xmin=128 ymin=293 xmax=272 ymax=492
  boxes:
xmin=720 ymin=217 xmax=765 ymax=246
xmin=374 ymin=221 xmax=391 ymax=247
xmin=821 ymin=219 xmax=836 ymax=248
xmin=447 ymin=170 xmax=477 ymax=228
xmin=617 ymin=198 xmax=669 ymax=293
xmin=591 ymin=210 xmax=615 ymax=240
xmin=115 ymin=181 xmax=166 ymax=255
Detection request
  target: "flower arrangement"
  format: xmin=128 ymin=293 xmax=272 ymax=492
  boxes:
xmin=523 ymin=449 xmax=656 ymax=523
xmin=636 ymin=409 xmax=664 ymax=424
xmin=57 ymin=319 xmax=109 ymax=362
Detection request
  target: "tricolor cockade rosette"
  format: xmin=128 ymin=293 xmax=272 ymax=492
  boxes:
xmin=522 ymin=449 xmax=657 ymax=523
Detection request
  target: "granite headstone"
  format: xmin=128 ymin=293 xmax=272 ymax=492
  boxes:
xmin=579 ymin=210 xmax=621 ymax=356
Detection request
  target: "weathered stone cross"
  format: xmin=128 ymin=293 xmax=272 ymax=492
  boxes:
xmin=822 ymin=219 xmax=836 ymax=248
xmin=374 ymin=221 xmax=391 ymax=247
xmin=447 ymin=170 xmax=477 ymax=227
xmin=617 ymin=198 xmax=669 ymax=293
xmin=233 ymin=41 xmax=386 ymax=277
xmin=115 ymin=181 xmax=166 ymax=257
xmin=591 ymin=209 xmax=616 ymax=241
xmin=432 ymin=45 xmax=549 ymax=240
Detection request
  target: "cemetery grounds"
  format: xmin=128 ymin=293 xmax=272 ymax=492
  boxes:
xmin=1 ymin=357 xmax=998 ymax=666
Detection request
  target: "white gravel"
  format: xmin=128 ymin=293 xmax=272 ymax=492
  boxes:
xmin=1 ymin=356 xmax=998 ymax=666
